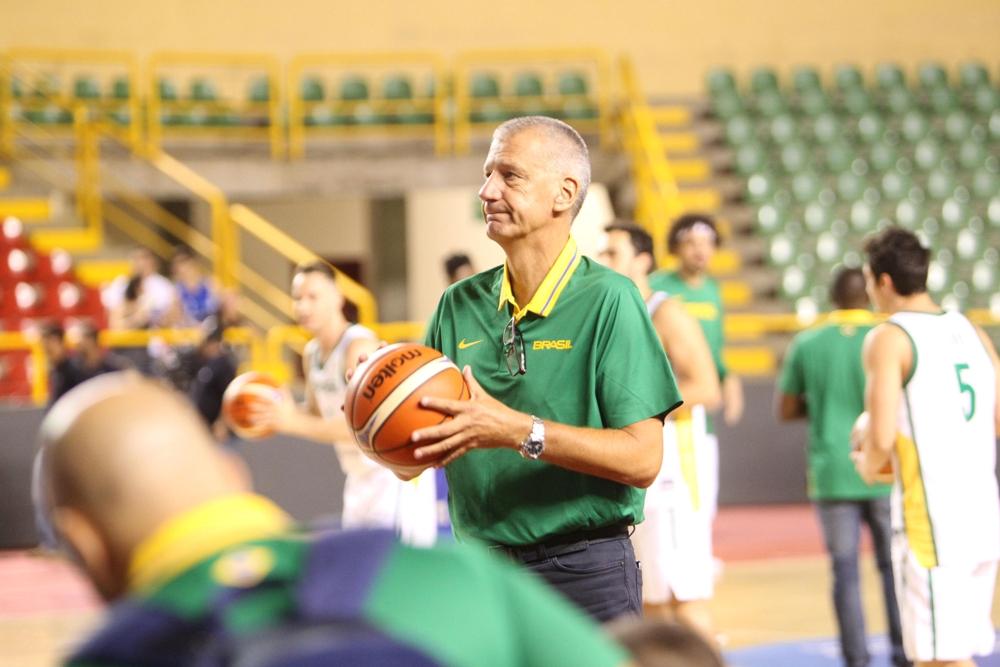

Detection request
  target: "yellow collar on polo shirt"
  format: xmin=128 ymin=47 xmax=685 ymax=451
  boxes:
xmin=497 ymin=236 xmax=581 ymax=322
xmin=825 ymin=309 xmax=879 ymax=325
xmin=128 ymin=493 xmax=291 ymax=593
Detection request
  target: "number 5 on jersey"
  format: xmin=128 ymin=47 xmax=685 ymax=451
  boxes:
xmin=954 ymin=363 xmax=976 ymax=421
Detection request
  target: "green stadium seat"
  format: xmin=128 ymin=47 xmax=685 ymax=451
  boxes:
xmin=914 ymin=138 xmax=943 ymax=171
xmin=926 ymin=257 xmax=951 ymax=294
xmin=816 ymin=230 xmax=846 ymax=263
xmin=746 ymin=171 xmax=779 ymax=203
xmin=557 ymin=71 xmax=589 ymax=96
xmin=971 ymin=256 xmax=998 ymax=295
xmin=73 ymin=75 xmax=100 ymax=100
xmin=927 ymin=168 xmax=957 ymax=200
xmin=248 ymin=77 xmax=270 ymax=103
xmin=956 ymin=226 xmax=983 ymax=259
xmin=780 ymin=264 xmax=810 ymax=300
xmin=750 ymin=67 xmax=779 ymax=94
xmin=157 ymin=78 xmax=179 ymax=101
xmin=711 ymin=91 xmax=745 ymax=120
xmin=791 ymin=171 xmax=822 ymax=202
xmin=941 ymin=197 xmax=970 ymax=229
xmin=734 ymin=143 xmax=767 ymax=174
xmin=971 ymin=86 xmax=1000 ymax=115
xmin=835 ymin=65 xmax=864 ymax=92
xmin=559 ymin=99 xmax=598 ymax=120
xmin=10 ymin=77 xmax=24 ymax=99
xmin=110 ymin=77 xmax=130 ymax=100
xmin=957 ymin=138 xmax=989 ymax=170
xmin=470 ymin=72 xmax=500 ymax=98
xmin=32 ymin=73 xmax=60 ymax=98
xmin=875 ymin=63 xmax=906 ymax=90
xmin=190 ymin=78 xmax=218 ymax=102
xmin=756 ymin=203 xmax=789 ymax=234
xmin=868 ymin=140 xmax=899 ymax=172
xmin=804 ymin=200 xmax=836 ymax=232
xmin=918 ymin=63 xmax=949 ymax=90
xmin=781 ymin=142 xmax=811 ymax=173
xmin=339 ymin=76 xmax=369 ymax=101
xmin=514 ymin=72 xmax=544 ymax=97
xmin=850 ymin=199 xmax=880 ymax=231
xmin=812 ymin=113 xmax=843 ymax=144
xmin=798 ymin=88 xmax=831 ymax=116
xmin=725 ymin=115 xmax=756 ymax=146
xmin=824 ymin=141 xmax=854 ymax=173
xmin=470 ymin=103 xmax=508 ymax=123
xmin=990 ymin=110 xmax=1000 ymax=141
xmin=989 ymin=196 xmax=1000 ymax=228
xmin=754 ymin=89 xmax=787 ymax=117
xmin=900 ymin=111 xmax=930 ymax=143
xmin=792 ymin=66 xmax=822 ymax=93
xmin=837 ymin=171 xmax=867 ymax=201
xmin=926 ymin=87 xmax=959 ymax=114
xmin=840 ymin=88 xmax=874 ymax=115
xmin=768 ymin=234 xmax=800 ymax=267
xmin=300 ymin=77 xmax=325 ymax=102
xmin=769 ymin=113 xmax=798 ymax=144
xmin=896 ymin=198 xmax=926 ymax=229
xmin=856 ymin=112 xmax=886 ymax=143
xmin=972 ymin=168 xmax=999 ymax=200
xmin=881 ymin=169 xmax=913 ymax=201
xmin=943 ymin=110 xmax=972 ymax=143
xmin=884 ymin=88 xmax=917 ymax=114
xmin=706 ymin=68 xmax=737 ymax=96
xmin=383 ymin=75 xmax=414 ymax=100
xmin=959 ymin=62 xmax=990 ymax=90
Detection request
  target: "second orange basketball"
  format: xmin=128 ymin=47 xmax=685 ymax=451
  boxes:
xmin=344 ymin=342 xmax=470 ymax=468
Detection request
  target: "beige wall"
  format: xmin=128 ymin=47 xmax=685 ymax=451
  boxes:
xmin=405 ymin=184 xmax=613 ymax=322
xmin=3 ymin=1 xmax=998 ymax=95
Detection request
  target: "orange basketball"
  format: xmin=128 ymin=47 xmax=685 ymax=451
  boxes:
xmin=221 ymin=371 xmax=284 ymax=440
xmin=344 ymin=342 xmax=469 ymax=468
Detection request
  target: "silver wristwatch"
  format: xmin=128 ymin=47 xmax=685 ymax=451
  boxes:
xmin=519 ymin=416 xmax=545 ymax=460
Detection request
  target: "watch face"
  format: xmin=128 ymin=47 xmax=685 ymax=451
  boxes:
xmin=523 ymin=438 xmax=544 ymax=458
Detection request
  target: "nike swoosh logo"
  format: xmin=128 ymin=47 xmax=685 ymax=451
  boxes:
xmin=458 ymin=339 xmax=483 ymax=350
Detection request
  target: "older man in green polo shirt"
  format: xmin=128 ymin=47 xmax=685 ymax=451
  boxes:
xmin=410 ymin=116 xmax=682 ymax=623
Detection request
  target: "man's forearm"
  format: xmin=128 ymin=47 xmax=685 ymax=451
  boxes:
xmin=535 ymin=418 xmax=664 ymax=488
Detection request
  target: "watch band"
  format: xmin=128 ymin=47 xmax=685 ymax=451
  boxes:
xmin=519 ymin=416 xmax=545 ymax=460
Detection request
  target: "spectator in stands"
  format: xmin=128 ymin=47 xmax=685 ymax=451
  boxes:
xmin=34 ymin=374 xmax=631 ymax=667
xmin=40 ymin=323 xmax=82 ymax=406
xmin=75 ymin=323 xmax=130 ymax=382
xmin=171 ymin=246 xmax=219 ymax=325
xmin=443 ymin=252 xmax=476 ymax=285
xmin=777 ymin=267 xmax=909 ymax=667
xmin=608 ymin=617 xmax=725 ymax=667
xmin=188 ymin=318 xmax=237 ymax=442
xmin=108 ymin=276 xmax=151 ymax=330
xmin=103 ymin=247 xmax=176 ymax=328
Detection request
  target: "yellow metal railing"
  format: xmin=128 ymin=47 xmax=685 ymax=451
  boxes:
xmin=1 ymin=48 xmax=141 ymax=152
xmin=453 ymin=48 xmax=614 ymax=154
xmin=146 ymin=51 xmax=284 ymax=158
xmin=287 ymin=51 xmax=449 ymax=158
xmin=617 ymin=57 xmax=684 ymax=265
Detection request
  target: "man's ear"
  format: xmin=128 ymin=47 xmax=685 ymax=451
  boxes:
xmin=553 ymin=176 xmax=580 ymax=215
xmin=53 ymin=506 xmax=124 ymax=601
xmin=877 ymin=272 xmax=895 ymax=293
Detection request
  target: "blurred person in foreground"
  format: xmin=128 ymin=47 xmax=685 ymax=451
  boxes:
xmin=34 ymin=373 xmax=633 ymax=667
xmin=854 ymin=228 xmax=1000 ymax=667
xmin=599 ymin=220 xmax=721 ymax=641
xmin=778 ymin=267 xmax=908 ymax=667
xmin=608 ymin=616 xmax=724 ymax=667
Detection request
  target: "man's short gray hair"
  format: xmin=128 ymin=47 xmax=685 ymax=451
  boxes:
xmin=493 ymin=116 xmax=591 ymax=219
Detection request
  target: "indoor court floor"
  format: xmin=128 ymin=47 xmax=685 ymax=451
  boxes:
xmin=2 ymin=504 xmax=998 ymax=666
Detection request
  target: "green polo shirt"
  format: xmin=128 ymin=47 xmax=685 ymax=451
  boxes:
xmin=425 ymin=237 xmax=682 ymax=546
xmin=649 ymin=269 xmax=728 ymax=380
xmin=778 ymin=309 xmax=892 ymax=501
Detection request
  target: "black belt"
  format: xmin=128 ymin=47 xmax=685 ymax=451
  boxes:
xmin=488 ymin=524 xmax=631 ymax=564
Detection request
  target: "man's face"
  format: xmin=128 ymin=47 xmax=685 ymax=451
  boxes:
xmin=675 ymin=228 xmax=716 ymax=276
xmin=479 ymin=128 xmax=563 ymax=244
xmin=131 ymin=250 xmax=155 ymax=277
xmin=42 ymin=335 xmax=64 ymax=360
xmin=292 ymin=272 xmax=342 ymax=334
xmin=599 ymin=230 xmax=647 ymax=283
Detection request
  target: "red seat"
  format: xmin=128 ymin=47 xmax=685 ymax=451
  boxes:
xmin=0 ymin=350 xmax=33 ymax=401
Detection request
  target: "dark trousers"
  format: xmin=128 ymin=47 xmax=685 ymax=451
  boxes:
xmin=492 ymin=534 xmax=643 ymax=623
xmin=816 ymin=498 xmax=910 ymax=667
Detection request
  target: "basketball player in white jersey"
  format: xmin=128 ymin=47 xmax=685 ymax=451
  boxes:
xmin=853 ymin=228 xmax=1000 ymax=667
xmin=599 ymin=221 xmax=722 ymax=641
xmin=257 ymin=262 xmax=438 ymax=546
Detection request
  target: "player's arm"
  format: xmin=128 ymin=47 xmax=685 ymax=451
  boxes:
xmin=722 ymin=373 xmax=744 ymax=425
xmin=654 ymin=299 xmax=721 ymax=410
xmin=412 ymin=367 xmax=664 ymax=488
xmin=974 ymin=325 xmax=1000 ymax=432
xmin=776 ymin=338 xmax=807 ymax=421
xmin=854 ymin=324 xmax=910 ymax=483
xmin=777 ymin=393 xmax=807 ymax=420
